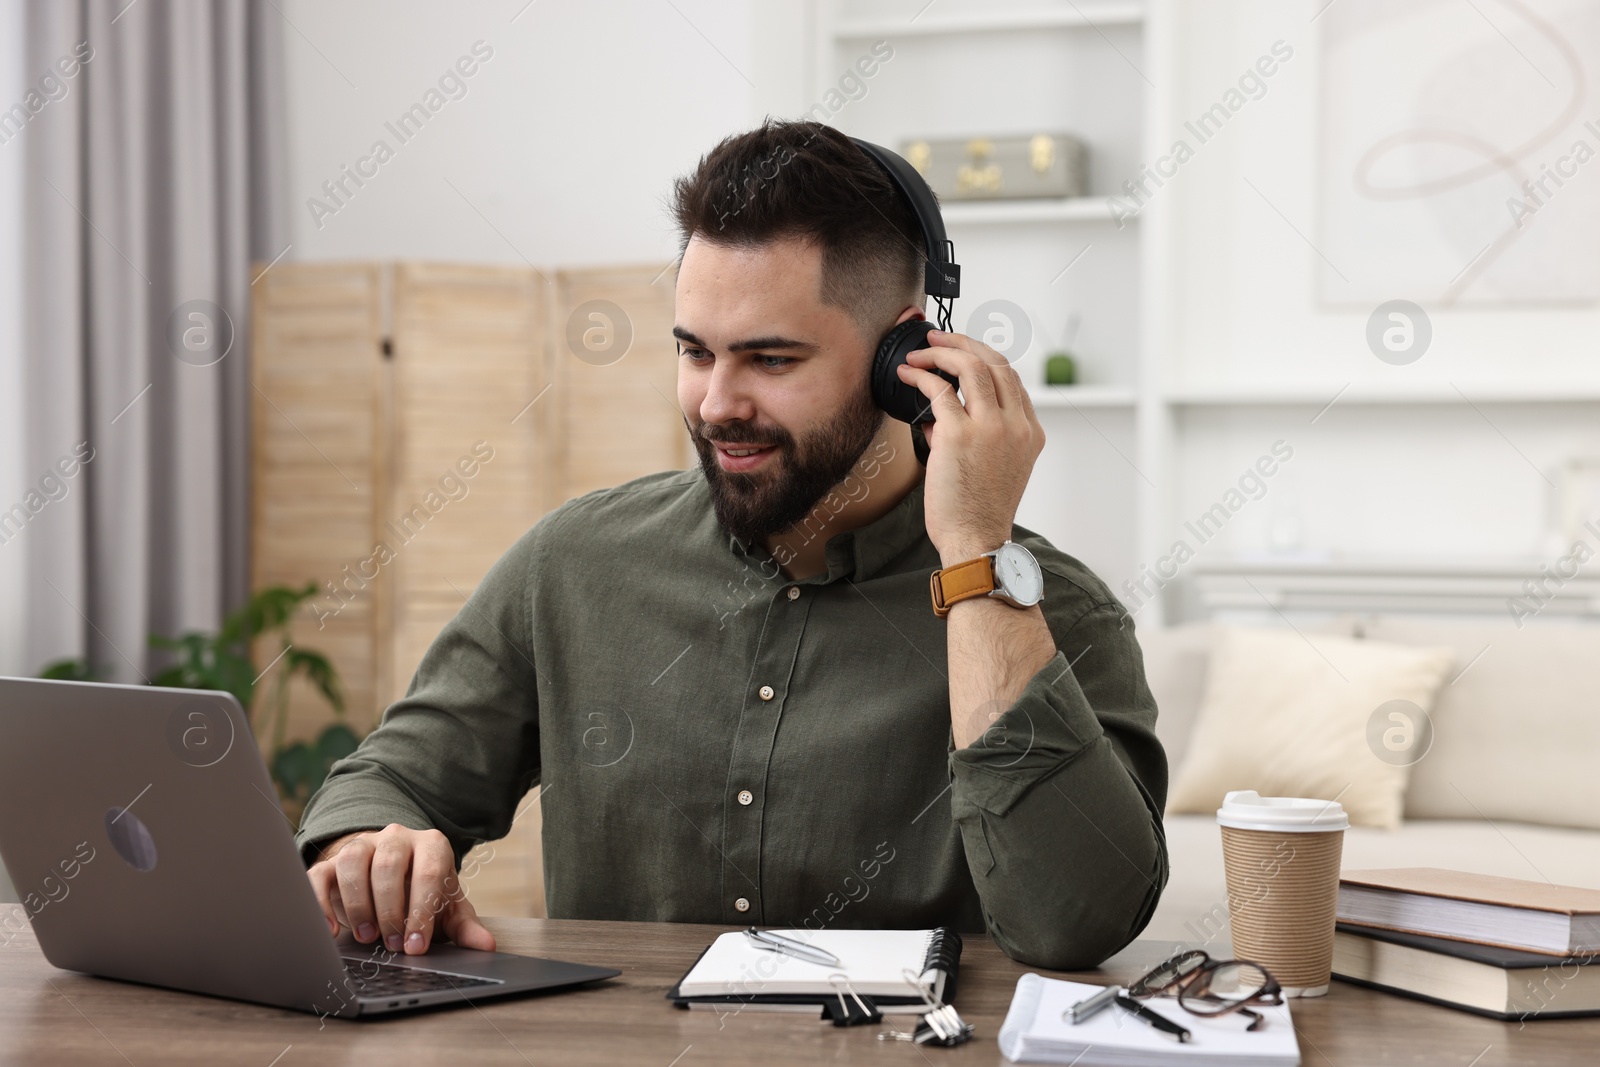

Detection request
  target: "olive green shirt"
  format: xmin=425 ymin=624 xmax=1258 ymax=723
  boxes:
xmin=295 ymin=466 xmax=1169 ymax=969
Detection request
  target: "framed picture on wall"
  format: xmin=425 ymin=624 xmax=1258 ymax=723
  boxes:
xmin=1317 ymin=0 xmax=1600 ymax=307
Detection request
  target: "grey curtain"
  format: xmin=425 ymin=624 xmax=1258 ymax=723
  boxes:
xmin=21 ymin=0 xmax=286 ymax=681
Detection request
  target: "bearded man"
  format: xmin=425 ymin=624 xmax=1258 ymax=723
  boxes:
xmin=295 ymin=119 xmax=1168 ymax=971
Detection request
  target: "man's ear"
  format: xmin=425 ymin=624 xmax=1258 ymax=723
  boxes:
xmin=858 ymin=304 xmax=926 ymax=352
xmin=891 ymin=305 xmax=926 ymax=329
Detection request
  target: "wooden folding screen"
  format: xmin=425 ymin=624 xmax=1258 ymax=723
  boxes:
xmin=251 ymin=263 xmax=390 ymax=741
xmin=386 ymin=263 xmax=552 ymax=704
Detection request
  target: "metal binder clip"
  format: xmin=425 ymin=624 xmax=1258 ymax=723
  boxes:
xmin=875 ymin=967 xmax=974 ymax=1047
xmin=823 ymin=973 xmax=881 ymax=1027
xmin=916 ymin=1003 xmax=974 ymax=1046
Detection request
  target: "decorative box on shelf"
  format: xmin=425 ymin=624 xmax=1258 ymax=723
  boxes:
xmin=901 ymin=133 xmax=1088 ymax=201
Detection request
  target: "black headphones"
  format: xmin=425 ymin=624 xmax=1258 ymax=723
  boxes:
xmin=850 ymin=137 xmax=962 ymax=426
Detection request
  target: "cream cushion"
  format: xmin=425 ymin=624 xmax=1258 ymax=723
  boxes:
xmin=1138 ymin=620 xmax=1216 ymax=775
xmin=1165 ymin=625 xmax=1455 ymax=829
xmin=1360 ymin=617 xmax=1600 ymax=830
xmin=1139 ymin=618 xmax=1360 ymax=775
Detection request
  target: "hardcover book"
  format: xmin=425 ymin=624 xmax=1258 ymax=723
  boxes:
xmin=1338 ymin=868 xmax=1600 ymax=956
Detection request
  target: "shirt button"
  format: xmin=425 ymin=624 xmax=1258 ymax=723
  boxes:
xmin=759 ymin=685 xmax=775 ymax=701
xmin=786 ymin=586 xmax=800 ymax=600
xmin=737 ymin=789 xmax=753 ymax=806
xmin=734 ymin=897 xmax=751 ymax=913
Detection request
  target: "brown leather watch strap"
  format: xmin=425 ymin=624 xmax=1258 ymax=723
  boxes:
xmin=929 ymin=555 xmax=995 ymax=618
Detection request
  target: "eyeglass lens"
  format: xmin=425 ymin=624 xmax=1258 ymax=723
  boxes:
xmin=1180 ymin=961 xmax=1272 ymax=1014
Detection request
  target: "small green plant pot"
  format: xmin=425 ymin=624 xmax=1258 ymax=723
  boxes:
xmin=1045 ymin=352 xmax=1077 ymax=386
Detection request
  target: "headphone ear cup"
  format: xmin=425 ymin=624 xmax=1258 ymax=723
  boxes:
xmin=871 ymin=319 xmax=960 ymax=425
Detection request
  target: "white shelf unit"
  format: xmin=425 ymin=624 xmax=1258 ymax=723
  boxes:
xmin=832 ymin=4 xmax=1146 ymax=39
xmin=799 ymin=2 xmax=1600 ymax=628
xmin=1185 ymin=556 xmax=1600 ymax=621
xmin=1168 ymin=386 xmax=1600 ymax=406
xmin=1033 ymin=386 xmax=1138 ymax=408
xmin=940 ymin=197 xmax=1127 ymax=225
xmin=815 ymin=0 xmax=1158 ymax=601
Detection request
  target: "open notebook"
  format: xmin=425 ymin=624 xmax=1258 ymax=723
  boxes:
xmin=668 ymin=928 xmax=962 ymax=1014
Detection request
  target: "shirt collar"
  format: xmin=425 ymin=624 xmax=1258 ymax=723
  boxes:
xmin=725 ymin=475 xmax=931 ymax=585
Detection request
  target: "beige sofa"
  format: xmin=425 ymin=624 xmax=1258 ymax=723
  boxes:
xmin=1139 ymin=616 xmax=1600 ymax=944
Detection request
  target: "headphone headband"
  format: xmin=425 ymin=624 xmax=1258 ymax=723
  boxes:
xmin=849 ymin=137 xmax=962 ymax=303
xmin=850 ymin=136 xmax=963 ymax=428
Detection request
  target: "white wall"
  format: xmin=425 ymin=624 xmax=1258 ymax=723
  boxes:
xmin=280 ymin=0 xmax=756 ymax=266
xmin=1156 ymin=0 xmax=1600 ymax=568
xmin=1165 ymin=1 xmax=1600 ymax=393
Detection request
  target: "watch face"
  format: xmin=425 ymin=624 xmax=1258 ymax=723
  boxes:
xmin=993 ymin=542 xmax=1044 ymax=605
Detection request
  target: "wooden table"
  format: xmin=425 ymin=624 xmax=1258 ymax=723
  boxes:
xmin=1 ymin=905 xmax=1595 ymax=1065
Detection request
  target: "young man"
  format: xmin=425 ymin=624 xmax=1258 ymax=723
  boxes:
xmin=295 ymin=120 xmax=1168 ymax=971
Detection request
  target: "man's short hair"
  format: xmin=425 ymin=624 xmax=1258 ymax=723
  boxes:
xmin=670 ymin=118 xmax=926 ymax=343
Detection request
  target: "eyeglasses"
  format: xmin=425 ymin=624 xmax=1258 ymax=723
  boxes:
xmin=1124 ymin=950 xmax=1283 ymax=1031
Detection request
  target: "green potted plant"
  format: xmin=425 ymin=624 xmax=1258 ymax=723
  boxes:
xmin=1044 ymin=310 xmax=1081 ymax=386
xmin=39 ymin=582 xmax=358 ymax=824
xmin=1044 ymin=351 xmax=1077 ymax=385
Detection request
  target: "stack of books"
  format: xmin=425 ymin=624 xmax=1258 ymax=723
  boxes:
xmin=1333 ymin=867 xmax=1600 ymax=1019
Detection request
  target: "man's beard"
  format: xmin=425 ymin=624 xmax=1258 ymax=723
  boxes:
xmin=688 ymin=381 xmax=885 ymax=550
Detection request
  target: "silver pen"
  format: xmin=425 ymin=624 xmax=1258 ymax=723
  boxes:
xmin=1063 ymin=984 xmax=1119 ymax=1024
xmin=743 ymin=927 xmax=842 ymax=967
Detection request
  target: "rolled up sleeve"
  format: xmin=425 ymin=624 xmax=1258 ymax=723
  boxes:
xmin=948 ymin=599 xmax=1169 ymax=970
xmin=293 ymin=526 xmax=545 ymax=870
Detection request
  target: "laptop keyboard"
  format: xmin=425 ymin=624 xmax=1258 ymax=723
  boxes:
xmin=342 ymin=957 xmax=503 ymax=999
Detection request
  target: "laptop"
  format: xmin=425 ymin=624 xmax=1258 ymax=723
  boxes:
xmin=0 ymin=677 xmax=619 ymax=1018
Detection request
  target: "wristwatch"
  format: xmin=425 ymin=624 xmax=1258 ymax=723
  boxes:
xmin=929 ymin=540 xmax=1045 ymax=617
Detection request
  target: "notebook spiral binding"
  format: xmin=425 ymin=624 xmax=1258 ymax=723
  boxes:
xmin=921 ymin=929 xmax=964 ymax=1004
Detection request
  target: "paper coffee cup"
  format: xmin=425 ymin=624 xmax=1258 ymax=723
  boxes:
xmin=1216 ymin=790 xmax=1348 ymax=997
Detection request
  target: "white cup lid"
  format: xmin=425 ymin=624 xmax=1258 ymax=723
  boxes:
xmin=1216 ymin=790 xmax=1349 ymax=832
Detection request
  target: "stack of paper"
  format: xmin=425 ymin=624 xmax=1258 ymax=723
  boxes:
xmin=998 ymin=973 xmax=1300 ymax=1066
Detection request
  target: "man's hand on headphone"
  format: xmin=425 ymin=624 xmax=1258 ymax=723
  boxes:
xmin=895 ymin=330 xmax=1045 ymax=565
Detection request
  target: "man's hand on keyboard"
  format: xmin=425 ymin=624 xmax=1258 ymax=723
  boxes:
xmin=307 ymin=824 xmax=497 ymax=956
